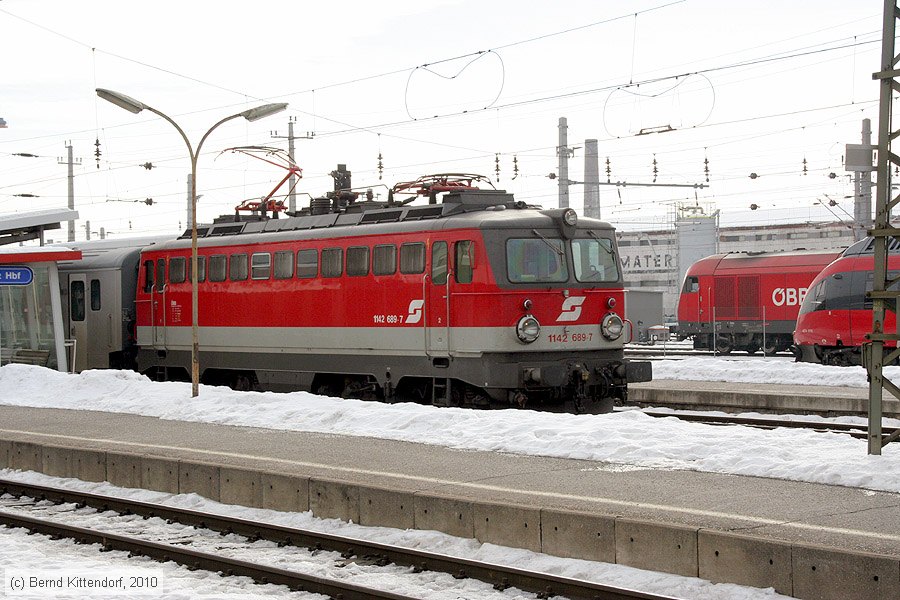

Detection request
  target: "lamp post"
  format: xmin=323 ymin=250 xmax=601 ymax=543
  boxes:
xmin=96 ymin=88 xmax=287 ymax=397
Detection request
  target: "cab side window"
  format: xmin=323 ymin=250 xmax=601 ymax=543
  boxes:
xmin=455 ymin=241 xmax=473 ymax=284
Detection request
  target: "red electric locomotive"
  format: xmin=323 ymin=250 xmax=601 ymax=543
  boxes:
xmin=794 ymin=237 xmax=900 ymax=366
xmin=676 ymin=249 xmax=841 ymax=355
xmin=63 ymin=174 xmax=651 ymax=413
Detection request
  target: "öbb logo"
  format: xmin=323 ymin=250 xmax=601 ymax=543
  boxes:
xmin=557 ymin=296 xmax=586 ymax=322
xmin=771 ymin=287 xmax=808 ymax=307
xmin=406 ymin=299 xmax=425 ymax=324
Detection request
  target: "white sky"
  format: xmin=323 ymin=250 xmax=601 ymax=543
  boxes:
xmin=0 ymin=0 xmax=886 ymax=239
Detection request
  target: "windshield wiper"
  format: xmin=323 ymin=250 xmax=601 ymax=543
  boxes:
xmin=531 ymin=229 xmax=564 ymax=256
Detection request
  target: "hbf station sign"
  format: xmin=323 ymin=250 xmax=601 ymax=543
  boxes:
xmin=0 ymin=266 xmax=33 ymax=285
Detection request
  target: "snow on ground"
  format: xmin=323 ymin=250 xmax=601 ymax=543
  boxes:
xmin=0 ymin=359 xmax=890 ymax=599
xmin=0 ymin=360 xmax=899 ymax=493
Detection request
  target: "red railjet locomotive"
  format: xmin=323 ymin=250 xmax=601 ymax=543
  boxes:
xmin=676 ymin=249 xmax=841 ymax=355
xmin=794 ymin=237 xmax=900 ymax=366
xmin=60 ymin=174 xmax=651 ymax=413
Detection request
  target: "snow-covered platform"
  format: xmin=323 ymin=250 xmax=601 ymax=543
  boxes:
xmin=1 ymin=404 xmax=898 ymax=600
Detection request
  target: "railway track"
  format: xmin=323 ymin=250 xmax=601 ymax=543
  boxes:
xmin=0 ymin=478 xmax=678 ymax=600
xmin=632 ymin=409 xmax=898 ymax=439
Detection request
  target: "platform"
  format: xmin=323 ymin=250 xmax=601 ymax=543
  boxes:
xmin=1 ymin=403 xmax=899 ymax=600
xmin=629 ymin=379 xmax=898 ymax=417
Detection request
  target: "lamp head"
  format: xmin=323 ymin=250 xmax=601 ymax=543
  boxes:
xmin=96 ymin=88 xmax=145 ymax=114
xmin=241 ymin=103 xmax=288 ymax=122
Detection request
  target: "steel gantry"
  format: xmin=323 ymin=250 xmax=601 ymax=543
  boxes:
xmin=865 ymin=0 xmax=900 ymax=454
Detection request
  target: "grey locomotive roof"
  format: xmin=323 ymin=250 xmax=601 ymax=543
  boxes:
xmin=149 ymin=191 xmax=615 ymax=252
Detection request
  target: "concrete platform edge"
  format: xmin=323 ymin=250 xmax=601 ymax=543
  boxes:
xmin=2 ymin=437 xmax=899 ymax=600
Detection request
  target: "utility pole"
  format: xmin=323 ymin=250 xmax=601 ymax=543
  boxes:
xmin=271 ymin=117 xmax=311 ymax=213
xmin=57 ymin=142 xmax=81 ymax=242
xmin=865 ymin=0 xmax=900 ymax=455
xmin=186 ymin=173 xmax=193 ymax=227
xmin=846 ymin=119 xmax=875 ymax=241
xmin=584 ymin=139 xmax=600 ymax=219
xmin=557 ymin=117 xmax=575 ymax=209
xmin=84 ymin=220 xmax=91 ymax=241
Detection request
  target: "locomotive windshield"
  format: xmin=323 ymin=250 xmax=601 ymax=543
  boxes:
xmin=505 ymin=236 xmax=619 ymax=284
xmin=572 ymin=238 xmax=619 ymax=282
xmin=507 ymin=238 xmax=568 ymax=282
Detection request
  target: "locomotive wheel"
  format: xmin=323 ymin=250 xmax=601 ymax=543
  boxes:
xmin=715 ymin=335 xmax=732 ymax=355
xmin=763 ymin=341 xmax=778 ymax=356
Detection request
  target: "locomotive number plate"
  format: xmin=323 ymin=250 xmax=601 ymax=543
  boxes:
xmin=548 ymin=332 xmax=593 ymax=343
xmin=373 ymin=314 xmax=405 ymax=324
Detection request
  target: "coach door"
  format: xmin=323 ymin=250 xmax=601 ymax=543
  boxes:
xmin=426 ymin=241 xmax=450 ymax=356
xmin=149 ymin=258 xmax=166 ymax=347
xmin=67 ymin=274 xmax=88 ymax=372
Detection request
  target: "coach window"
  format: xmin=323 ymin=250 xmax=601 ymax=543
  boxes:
xmin=297 ymin=249 xmax=318 ymax=279
xmin=230 ymin=253 xmax=248 ymax=281
xmin=155 ymin=258 xmax=166 ymax=292
xmin=400 ymin=242 xmax=425 ymax=274
xmin=208 ymin=254 xmax=227 ymax=282
xmin=373 ymin=244 xmax=396 ymax=275
xmin=347 ymin=246 xmax=370 ymax=276
xmin=169 ymin=257 xmax=186 ymax=284
xmin=506 ymin=238 xmax=567 ymax=283
xmin=274 ymin=250 xmax=293 ymax=279
xmin=70 ymin=280 xmax=85 ymax=322
xmin=432 ymin=241 xmax=448 ymax=285
xmin=90 ymin=279 xmax=101 ymax=311
xmin=143 ymin=260 xmax=154 ymax=293
xmin=251 ymin=252 xmax=271 ymax=280
xmin=455 ymin=241 xmax=474 ymax=284
xmin=322 ymin=247 xmax=343 ymax=278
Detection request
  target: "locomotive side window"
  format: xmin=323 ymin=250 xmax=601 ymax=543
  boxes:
xmin=230 ymin=253 xmax=248 ymax=281
xmin=347 ymin=246 xmax=370 ymax=277
xmin=143 ymin=260 xmax=154 ymax=293
xmin=70 ymin=280 xmax=85 ymax=322
xmin=455 ymin=241 xmax=474 ymax=284
xmin=155 ymin=259 xmax=166 ymax=292
xmin=373 ymin=244 xmax=397 ymax=275
xmin=169 ymin=257 xmax=186 ymax=284
xmin=683 ymin=276 xmax=699 ymax=293
xmin=90 ymin=279 xmax=101 ymax=311
xmin=297 ymin=249 xmax=318 ymax=279
xmin=274 ymin=251 xmax=293 ymax=279
xmin=188 ymin=256 xmax=206 ymax=283
xmin=506 ymin=238 xmax=567 ymax=283
xmin=432 ymin=241 xmax=448 ymax=285
xmin=572 ymin=238 xmax=618 ymax=282
xmin=322 ymin=248 xmax=343 ymax=278
xmin=400 ymin=242 xmax=425 ymax=274
xmin=251 ymin=252 xmax=271 ymax=280
xmin=208 ymin=255 xmax=227 ymax=282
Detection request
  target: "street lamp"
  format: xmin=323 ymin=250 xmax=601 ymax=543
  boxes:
xmin=96 ymin=88 xmax=287 ymax=397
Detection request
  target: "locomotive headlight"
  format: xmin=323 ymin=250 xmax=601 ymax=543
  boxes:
xmin=601 ymin=313 xmax=624 ymax=340
xmin=563 ymin=208 xmax=578 ymax=226
xmin=516 ymin=315 xmax=541 ymax=343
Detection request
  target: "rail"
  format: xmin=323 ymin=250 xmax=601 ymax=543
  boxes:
xmin=0 ymin=478 xmax=678 ymax=600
